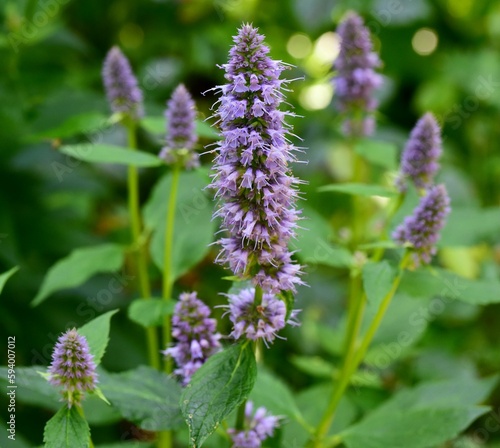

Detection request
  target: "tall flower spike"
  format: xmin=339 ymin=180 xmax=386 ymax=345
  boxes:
xmin=228 ymin=401 xmax=280 ymax=448
xmin=224 ymin=288 xmax=300 ymax=345
xmin=396 ymin=113 xmax=442 ymax=192
xmin=163 ymin=292 xmax=221 ymax=385
xmin=209 ymin=24 xmax=304 ymax=294
xmin=48 ymin=329 xmax=97 ymax=407
xmin=334 ymin=13 xmax=382 ymax=136
xmin=160 ymin=84 xmax=200 ymax=169
xmin=102 ymin=46 xmax=144 ymax=120
xmin=393 ymin=184 xmax=451 ymax=268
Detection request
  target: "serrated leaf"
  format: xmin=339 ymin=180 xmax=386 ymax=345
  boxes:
xmin=128 ymin=298 xmax=176 ymax=327
xmin=143 ymin=169 xmax=215 ymax=281
xmin=99 ymin=366 xmax=183 ymax=431
xmin=319 ymin=183 xmax=396 ymax=198
xmin=293 ymin=206 xmax=353 ymax=269
xmin=59 ymin=144 xmax=163 ymax=167
xmin=340 ymin=376 xmax=498 ymax=448
xmin=32 ymin=244 xmax=125 ymax=306
xmin=362 ymin=261 xmax=397 ymax=307
xmin=354 ymin=140 xmax=398 ymax=170
xmin=249 ymin=367 xmax=303 ymax=422
xmin=399 ymin=268 xmax=500 ymax=305
xmin=181 ymin=343 xmax=257 ymax=447
xmin=78 ymin=310 xmax=118 ymax=366
xmin=43 ymin=405 xmax=90 ymax=448
xmin=0 ymin=266 xmax=18 ymax=295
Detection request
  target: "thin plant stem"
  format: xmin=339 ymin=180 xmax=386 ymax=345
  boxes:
xmin=310 ymin=251 xmax=410 ymax=446
xmin=162 ymin=164 xmax=181 ymax=374
xmin=126 ymin=123 xmax=160 ymax=371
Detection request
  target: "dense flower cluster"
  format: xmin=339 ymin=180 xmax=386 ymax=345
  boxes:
xmin=209 ymin=24 xmax=303 ymax=294
xmin=393 ymin=184 xmax=451 ymax=267
xmin=163 ymin=292 xmax=221 ymax=385
xmin=224 ymin=288 xmax=299 ymax=345
xmin=102 ymin=46 xmax=144 ymax=120
xmin=228 ymin=401 xmax=280 ymax=448
xmin=48 ymin=329 xmax=97 ymax=407
xmin=396 ymin=113 xmax=442 ymax=192
xmin=333 ymin=13 xmax=382 ymax=136
xmin=160 ymin=84 xmax=200 ymax=169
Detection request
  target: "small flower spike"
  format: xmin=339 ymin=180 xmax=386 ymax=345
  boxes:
xmin=102 ymin=46 xmax=144 ymax=120
xmin=225 ymin=287 xmax=299 ymax=345
xmin=160 ymin=84 xmax=200 ymax=169
xmin=333 ymin=13 xmax=382 ymax=136
xmin=393 ymin=184 xmax=451 ymax=267
xmin=228 ymin=401 xmax=280 ymax=448
xmin=163 ymin=292 xmax=221 ymax=385
xmin=48 ymin=329 xmax=97 ymax=407
xmin=396 ymin=113 xmax=442 ymax=193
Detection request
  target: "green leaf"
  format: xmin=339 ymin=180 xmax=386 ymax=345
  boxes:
xmin=181 ymin=343 xmax=257 ymax=447
xmin=99 ymin=366 xmax=183 ymax=431
xmin=143 ymin=169 xmax=216 ymax=281
xmin=399 ymin=268 xmax=500 ymax=305
xmin=293 ymin=206 xmax=353 ymax=268
xmin=128 ymin=298 xmax=175 ymax=327
xmin=43 ymin=405 xmax=91 ymax=448
xmin=0 ymin=266 xmax=18 ymax=295
xmin=319 ymin=183 xmax=396 ymax=198
xmin=78 ymin=310 xmax=119 ymax=366
xmin=439 ymin=206 xmax=500 ymax=247
xmin=249 ymin=367 xmax=303 ymax=422
xmin=341 ymin=376 xmax=498 ymax=448
xmin=362 ymin=261 xmax=397 ymax=306
xmin=59 ymin=144 xmax=163 ymax=167
xmin=354 ymin=140 xmax=398 ymax=170
xmin=32 ymin=244 xmax=125 ymax=306
xmin=31 ymin=112 xmax=109 ymax=140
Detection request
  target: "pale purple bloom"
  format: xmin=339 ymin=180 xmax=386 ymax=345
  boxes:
xmin=163 ymin=292 xmax=221 ymax=385
xmin=102 ymin=46 xmax=144 ymax=120
xmin=396 ymin=113 xmax=442 ymax=192
xmin=209 ymin=24 xmax=304 ymax=294
xmin=159 ymin=84 xmax=200 ymax=169
xmin=48 ymin=329 xmax=97 ymax=407
xmin=334 ymin=13 xmax=382 ymax=137
xmin=224 ymin=288 xmax=299 ymax=345
xmin=393 ymin=184 xmax=451 ymax=267
xmin=228 ymin=401 xmax=280 ymax=448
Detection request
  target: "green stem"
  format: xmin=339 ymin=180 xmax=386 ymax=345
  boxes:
xmin=310 ymin=251 xmax=410 ymax=446
xmin=162 ymin=164 xmax=181 ymax=374
xmin=126 ymin=123 xmax=160 ymax=371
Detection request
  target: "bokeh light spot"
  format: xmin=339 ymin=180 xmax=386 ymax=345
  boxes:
xmin=412 ymin=28 xmax=438 ymax=56
xmin=299 ymin=83 xmax=333 ymax=110
xmin=286 ymin=33 xmax=313 ymax=59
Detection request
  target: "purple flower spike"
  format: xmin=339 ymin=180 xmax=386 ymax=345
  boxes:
xmin=224 ymin=288 xmax=299 ymax=345
xmin=393 ymin=184 xmax=451 ymax=267
xmin=209 ymin=24 xmax=304 ymax=294
xmin=163 ymin=292 xmax=221 ymax=385
xmin=102 ymin=46 xmax=144 ymax=120
xmin=334 ymin=13 xmax=382 ymax=137
xmin=396 ymin=113 xmax=442 ymax=192
xmin=48 ymin=329 xmax=97 ymax=407
xmin=228 ymin=401 xmax=280 ymax=448
xmin=159 ymin=84 xmax=200 ymax=169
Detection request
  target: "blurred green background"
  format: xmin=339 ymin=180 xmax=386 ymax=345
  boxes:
xmin=1 ymin=0 xmax=500 ymax=446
